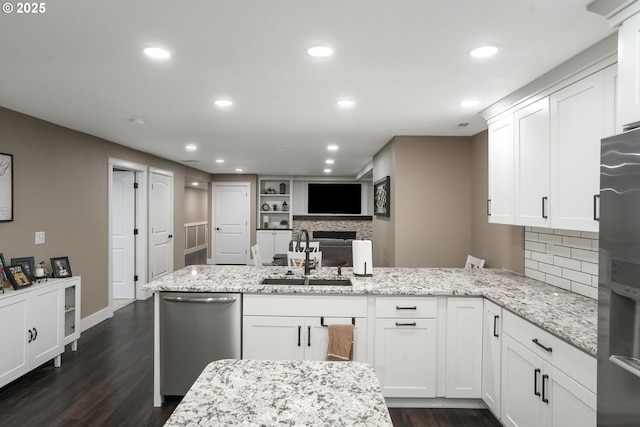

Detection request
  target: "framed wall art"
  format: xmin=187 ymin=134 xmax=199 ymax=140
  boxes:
xmin=0 ymin=153 xmax=13 ymax=222
xmin=51 ymin=256 xmax=72 ymax=278
xmin=4 ymin=264 xmax=32 ymax=290
xmin=374 ymin=176 xmax=390 ymax=217
xmin=0 ymin=253 xmax=8 ymax=289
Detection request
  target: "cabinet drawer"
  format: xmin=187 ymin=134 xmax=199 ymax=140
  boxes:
xmin=502 ymin=310 xmax=596 ymax=392
xmin=244 ymin=294 xmax=367 ymax=317
xmin=375 ymin=297 xmax=437 ymax=318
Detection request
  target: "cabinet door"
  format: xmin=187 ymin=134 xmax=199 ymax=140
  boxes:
xmin=64 ymin=278 xmax=81 ymax=348
xmin=546 ymin=363 xmax=596 ymax=427
xmin=445 ymin=298 xmax=483 ymax=398
xmin=488 ymin=114 xmax=515 ymax=224
xmin=273 ymin=231 xmax=292 ymax=255
xmin=515 ymin=98 xmax=550 ymax=227
xmin=256 ymin=231 xmax=276 ymax=262
xmin=550 ymin=72 xmax=604 ymax=232
xmin=374 ymin=318 xmax=437 ymax=398
xmin=242 ymin=316 xmax=304 ymax=360
xmin=618 ymin=12 xmax=640 ymax=129
xmin=305 ymin=317 xmax=367 ymax=362
xmin=502 ymin=334 xmax=548 ymax=427
xmin=482 ymin=300 xmax=502 ymax=417
xmin=0 ymin=294 xmax=29 ymax=387
xmin=30 ymin=285 xmax=63 ymax=367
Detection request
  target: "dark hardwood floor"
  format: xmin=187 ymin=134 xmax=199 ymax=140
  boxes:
xmin=0 ymin=298 xmax=502 ymax=427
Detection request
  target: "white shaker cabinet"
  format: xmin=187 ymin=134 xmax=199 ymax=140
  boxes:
xmin=482 ymin=299 xmax=502 ymax=418
xmin=514 ymin=97 xmax=550 ymax=227
xmin=0 ymin=292 xmax=30 ymax=386
xmin=256 ymin=230 xmax=292 ymax=264
xmin=487 ymin=113 xmax=515 ymax=224
xmin=549 ymin=70 xmax=607 ymax=232
xmin=618 ymin=11 xmax=640 ymax=130
xmin=374 ymin=297 xmax=438 ymax=398
xmin=242 ymin=294 xmax=367 ymax=362
xmin=29 ymin=284 xmax=63 ymax=367
xmin=444 ymin=298 xmax=483 ymax=398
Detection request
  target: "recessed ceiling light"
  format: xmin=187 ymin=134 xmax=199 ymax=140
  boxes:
xmin=469 ymin=45 xmax=498 ymax=58
xmin=192 ymin=182 xmax=199 ymax=186
xmin=324 ymin=168 xmax=332 ymax=173
xmin=143 ymin=47 xmax=171 ymax=59
xmin=307 ymin=45 xmax=333 ymax=58
xmin=235 ymin=168 xmax=243 ymax=172
xmin=326 ymin=159 xmax=335 ymax=164
xmin=216 ymin=159 xmax=224 ymax=163
xmin=460 ymin=100 xmax=479 ymax=108
xmin=128 ymin=117 xmax=145 ymax=125
xmin=185 ymin=144 xmax=198 ymax=152
xmin=327 ymin=145 xmax=339 ymax=151
xmin=215 ymin=99 xmax=233 ymax=107
xmin=336 ymin=99 xmax=355 ymax=108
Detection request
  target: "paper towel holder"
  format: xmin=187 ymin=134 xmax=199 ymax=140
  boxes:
xmin=354 ymin=261 xmax=373 ymax=277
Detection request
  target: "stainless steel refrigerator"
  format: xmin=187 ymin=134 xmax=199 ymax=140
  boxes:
xmin=598 ymin=127 xmax=640 ymax=426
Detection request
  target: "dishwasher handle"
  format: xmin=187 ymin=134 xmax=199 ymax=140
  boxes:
xmin=161 ymin=295 xmax=238 ymax=304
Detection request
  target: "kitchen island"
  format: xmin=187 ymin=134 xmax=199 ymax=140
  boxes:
xmin=164 ymin=359 xmax=393 ymax=426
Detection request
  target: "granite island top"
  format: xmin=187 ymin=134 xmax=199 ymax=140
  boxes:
xmin=163 ymin=359 xmax=393 ymax=427
xmin=143 ymin=265 xmax=598 ymax=355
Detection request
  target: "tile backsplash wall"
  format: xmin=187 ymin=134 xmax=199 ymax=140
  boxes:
xmin=524 ymin=227 xmax=599 ymax=299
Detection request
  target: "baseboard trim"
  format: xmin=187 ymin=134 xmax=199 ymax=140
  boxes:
xmin=80 ymin=306 xmax=113 ymax=333
xmin=385 ymin=397 xmax=487 ymax=409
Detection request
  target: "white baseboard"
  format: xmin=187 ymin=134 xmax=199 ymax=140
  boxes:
xmin=80 ymin=306 xmax=113 ymax=333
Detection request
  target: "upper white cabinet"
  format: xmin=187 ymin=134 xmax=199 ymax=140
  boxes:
xmin=486 ymin=63 xmax=617 ymax=232
xmin=515 ymin=98 xmax=551 ymax=227
xmin=618 ymin=11 xmax=640 ymax=129
xmin=487 ymin=114 xmax=515 ymax=224
xmin=550 ymin=70 xmax=607 ymax=232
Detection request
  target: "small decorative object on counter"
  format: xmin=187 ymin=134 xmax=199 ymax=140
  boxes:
xmin=280 ymin=219 xmax=289 ymax=229
xmin=279 ymin=182 xmax=286 ymax=194
xmin=33 ymin=261 xmax=48 ymax=282
xmin=263 ymin=222 xmax=269 ymax=229
xmin=51 ymin=256 xmax=72 ymax=278
xmin=4 ymin=264 xmax=32 ymax=290
xmin=282 ymin=201 xmax=288 ymax=211
xmin=261 ymin=202 xmax=270 ymax=211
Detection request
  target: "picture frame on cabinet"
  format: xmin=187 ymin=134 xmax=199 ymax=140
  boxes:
xmin=0 ymin=253 xmax=7 ymax=291
xmin=4 ymin=264 xmax=32 ymax=290
xmin=11 ymin=257 xmax=35 ymax=281
xmin=374 ymin=176 xmax=391 ymax=217
xmin=51 ymin=256 xmax=72 ymax=278
xmin=0 ymin=152 xmax=13 ymax=222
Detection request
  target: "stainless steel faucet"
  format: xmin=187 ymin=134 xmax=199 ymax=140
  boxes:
xmin=296 ymin=229 xmax=311 ymax=275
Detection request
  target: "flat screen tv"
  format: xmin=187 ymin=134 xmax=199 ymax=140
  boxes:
xmin=308 ymin=183 xmax=361 ymax=214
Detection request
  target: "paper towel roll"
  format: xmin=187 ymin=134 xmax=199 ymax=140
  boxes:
xmin=352 ymin=240 xmax=373 ymax=276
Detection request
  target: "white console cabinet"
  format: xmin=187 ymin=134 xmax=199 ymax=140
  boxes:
xmin=256 ymin=230 xmax=292 ymax=264
xmin=0 ymin=277 xmax=81 ymax=389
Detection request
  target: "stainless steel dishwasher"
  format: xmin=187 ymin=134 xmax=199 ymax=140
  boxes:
xmin=160 ymin=292 xmax=241 ymax=396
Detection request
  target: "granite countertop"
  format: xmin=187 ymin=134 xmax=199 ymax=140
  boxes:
xmin=143 ymin=265 xmax=598 ymax=355
xmin=163 ymin=359 xmax=393 ymax=427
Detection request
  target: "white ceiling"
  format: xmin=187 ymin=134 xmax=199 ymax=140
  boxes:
xmin=0 ymin=0 xmax=615 ymax=177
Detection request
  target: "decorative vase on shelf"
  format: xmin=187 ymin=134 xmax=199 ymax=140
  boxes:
xmin=282 ymin=201 xmax=288 ymax=211
xmin=279 ymin=183 xmax=286 ymax=194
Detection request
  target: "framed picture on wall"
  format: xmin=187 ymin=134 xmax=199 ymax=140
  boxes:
xmin=374 ymin=176 xmax=390 ymax=217
xmin=0 ymin=153 xmax=13 ymax=222
xmin=51 ymin=257 xmax=72 ymax=278
xmin=4 ymin=264 xmax=32 ymax=290
xmin=0 ymin=253 xmax=8 ymax=289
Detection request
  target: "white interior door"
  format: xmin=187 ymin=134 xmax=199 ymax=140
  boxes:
xmin=213 ymin=183 xmax=249 ymax=264
xmin=149 ymin=170 xmax=174 ymax=280
xmin=112 ymin=171 xmax=136 ymax=299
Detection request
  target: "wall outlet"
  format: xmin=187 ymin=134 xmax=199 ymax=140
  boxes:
xmin=35 ymin=231 xmax=45 ymax=245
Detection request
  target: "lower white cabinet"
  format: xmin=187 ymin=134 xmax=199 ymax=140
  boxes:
xmin=482 ymin=299 xmax=502 ymax=417
xmin=445 ymin=297 xmax=483 ymax=398
xmin=0 ymin=278 xmax=81 ymax=389
xmin=374 ymin=297 xmax=438 ymax=398
xmin=256 ymin=230 xmax=292 ymax=263
xmin=501 ymin=312 xmax=596 ymax=427
xmin=242 ymin=294 xmax=367 ymax=362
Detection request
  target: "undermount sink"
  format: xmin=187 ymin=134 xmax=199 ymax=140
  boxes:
xmin=260 ymin=278 xmax=352 ymax=286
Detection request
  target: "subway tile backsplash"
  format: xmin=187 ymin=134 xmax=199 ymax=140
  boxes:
xmin=524 ymin=227 xmax=599 ymax=299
